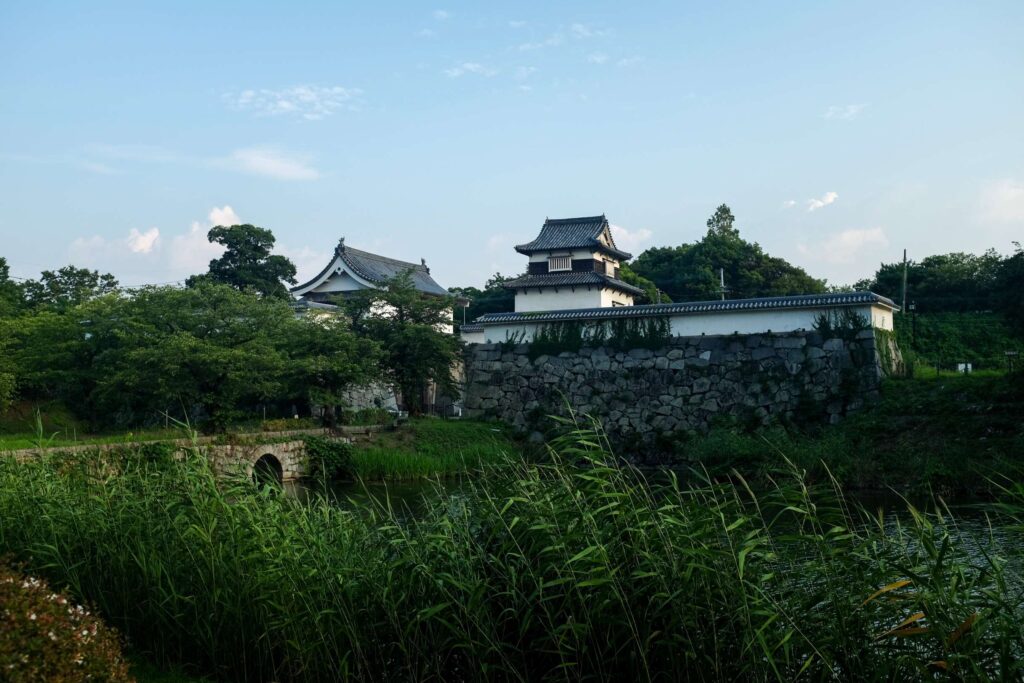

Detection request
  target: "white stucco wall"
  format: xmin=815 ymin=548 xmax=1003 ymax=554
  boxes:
xmin=527 ymin=249 xmax=601 ymax=263
xmin=515 ymin=287 xmax=604 ymax=312
xmin=461 ymin=304 xmax=894 ymax=345
xmin=601 ymin=288 xmax=634 ymax=307
xmin=309 ymin=268 xmax=368 ymax=293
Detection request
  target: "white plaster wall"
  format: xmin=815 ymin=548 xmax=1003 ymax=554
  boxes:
xmin=515 ymin=287 xmax=603 ymax=312
xmin=527 ymin=249 xmax=599 ymax=263
xmin=469 ymin=304 xmax=892 ymax=344
xmin=461 ymin=329 xmax=486 ymax=344
xmin=870 ymin=305 xmax=894 ymax=331
xmin=310 ymin=269 xmax=367 ymax=293
xmin=600 ymin=288 xmax=634 ymax=307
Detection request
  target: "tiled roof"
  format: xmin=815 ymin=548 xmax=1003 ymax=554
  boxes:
xmin=503 ymin=271 xmax=645 ymax=296
xmin=291 ymin=240 xmax=450 ymax=297
xmin=473 ymin=292 xmax=897 ymax=325
xmin=515 ymin=215 xmax=631 ymax=260
xmin=460 ymin=324 xmax=485 ymax=333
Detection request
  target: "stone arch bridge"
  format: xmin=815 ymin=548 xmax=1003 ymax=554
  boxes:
xmin=4 ymin=427 xmax=390 ymax=485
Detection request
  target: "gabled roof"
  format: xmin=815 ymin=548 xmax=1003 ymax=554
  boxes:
xmin=503 ymin=271 xmax=645 ymax=296
xmin=290 ymin=239 xmax=450 ymax=298
xmin=472 ymin=292 xmax=897 ymax=325
xmin=515 ymin=215 xmax=632 ymax=260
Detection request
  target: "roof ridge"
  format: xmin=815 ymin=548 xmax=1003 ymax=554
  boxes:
xmin=343 ymin=245 xmax=429 ymax=271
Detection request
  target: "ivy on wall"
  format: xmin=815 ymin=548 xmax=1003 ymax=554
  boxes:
xmin=528 ymin=317 xmax=671 ymax=360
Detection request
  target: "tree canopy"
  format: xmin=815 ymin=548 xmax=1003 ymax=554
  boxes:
xmin=7 ymin=282 xmax=378 ymax=429
xmin=448 ymin=273 xmax=517 ymax=326
xmin=186 ymin=224 xmax=297 ymax=299
xmin=857 ymin=249 xmax=1006 ymax=313
xmin=20 ymin=265 xmax=118 ymax=312
xmin=0 ymin=258 xmax=25 ymax=319
xmin=343 ymin=272 xmax=461 ymax=415
xmin=631 ymin=205 xmax=825 ymax=302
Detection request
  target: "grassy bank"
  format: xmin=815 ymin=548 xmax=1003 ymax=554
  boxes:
xmin=1 ymin=426 xmax=1023 ymax=681
xmin=670 ymin=372 xmax=1024 ymax=496
xmin=344 ymin=418 xmax=519 ymax=480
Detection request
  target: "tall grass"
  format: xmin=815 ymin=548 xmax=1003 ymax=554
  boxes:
xmin=348 ymin=418 xmax=515 ymax=480
xmin=0 ymin=421 xmax=1022 ymax=681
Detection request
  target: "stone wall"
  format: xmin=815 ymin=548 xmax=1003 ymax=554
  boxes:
xmin=463 ymin=330 xmax=886 ymax=460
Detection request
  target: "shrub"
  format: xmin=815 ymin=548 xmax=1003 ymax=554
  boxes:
xmin=0 ymin=563 xmax=132 ymax=682
xmin=303 ymin=435 xmax=353 ymax=480
xmin=261 ymin=418 xmax=318 ymax=432
xmin=338 ymin=408 xmax=392 ymax=426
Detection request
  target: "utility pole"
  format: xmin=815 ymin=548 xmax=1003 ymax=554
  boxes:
xmin=901 ymin=249 xmax=908 ymax=314
xmin=719 ymin=268 xmax=727 ymax=301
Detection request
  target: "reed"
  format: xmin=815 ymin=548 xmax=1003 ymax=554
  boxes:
xmin=0 ymin=420 xmax=1020 ymax=681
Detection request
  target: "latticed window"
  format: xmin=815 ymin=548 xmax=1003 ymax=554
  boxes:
xmin=548 ymin=255 xmax=572 ymax=272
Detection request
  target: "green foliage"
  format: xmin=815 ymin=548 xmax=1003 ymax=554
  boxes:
xmin=529 ymin=321 xmax=586 ymax=359
xmin=186 ymin=224 xmax=297 ymax=299
xmin=675 ymin=374 xmax=1024 ymax=496
xmin=812 ymin=308 xmax=869 ymax=341
xmin=19 ymin=265 xmax=119 ymax=312
xmin=304 ymin=435 xmax=353 ymax=480
xmin=606 ymin=316 xmax=671 ymax=351
xmin=0 ymin=563 xmax=133 ymax=682
xmin=338 ymin=408 xmax=393 ymax=426
xmin=343 ymin=272 xmax=461 ymax=416
xmin=632 ymin=204 xmax=826 ymax=301
xmin=0 ymin=257 xmax=25 ymax=318
xmin=995 ymin=243 xmax=1024 ymax=337
xmin=895 ymin=311 xmax=1022 ymax=370
xmin=7 ymin=282 xmax=379 ymax=429
xmin=865 ymin=249 xmax=1005 ymax=313
xmin=2 ymin=426 xmax=1024 ymax=680
xmin=529 ymin=317 xmax=672 ymax=358
xmin=346 ymin=418 xmax=516 ymax=480
xmin=617 ymin=263 xmax=670 ymax=304
xmin=448 ymin=272 xmax=517 ymax=325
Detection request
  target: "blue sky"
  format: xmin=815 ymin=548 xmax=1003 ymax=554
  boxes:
xmin=2 ymin=1 xmax=1022 ymax=289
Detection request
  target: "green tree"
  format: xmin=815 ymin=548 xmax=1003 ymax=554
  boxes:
xmin=449 ymin=273 xmax=518 ymax=326
xmin=617 ymin=263 xmax=671 ymax=305
xmin=0 ymin=258 xmax=25 ymax=318
xmin=705 ymin=203 xmax=739 ymax=239
xmin=344 ymin=273 xmax=461 ymax=415
xmin=995 ymin=244 xmax=1024 ymax=337
xmin=21 ymin=265 xmax=118 ymax=311
xmin=187 ymin=224 xmax=297 ymax=298
xmin=866 ymin=250 xmax=1006 ymax=312
xmin=285 ymin=314 xmax=382 ymax=423
xmin=632 ymin=205 xmax=825 ymax=301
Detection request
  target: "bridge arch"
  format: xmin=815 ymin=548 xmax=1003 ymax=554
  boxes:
xmin=253 ymin=453 xmax=284 ymax=487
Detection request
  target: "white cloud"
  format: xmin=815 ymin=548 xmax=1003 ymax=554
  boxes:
xmin=227 ymin=148 xmax=320 ymax=181
xmin=223 ymin=85 xmax=362 ymax=120
xmin=981 ymin=178 xmax=1024 ymax=223
xmin=782 ymin=199 xmax=797 ymax=209
xmin=508 ymin=20 xmax=526 ymax=28
xmin=279 ymin=244 xmax=332 ymax=284
xmin=518 ymin=34 xmax=563 ymax=51
xmin=587 ymin=52 xmax=608 ymax=64
xmin=824 ymin=104 xmax=867 ymax=121
xmin=208 ymin=205 xmax=241 ymax=227
xmin=610 ymin=224 xmax=653 ymax=253
xmin=797 ymin=227 xmax=889 ymax=265
xmin=806 ymin=191 xmax=839 ymax=212
xmin=444 ymin=62 xmax=498 ymax=78
xmin=169 ymin=206 xmax=240 ymax=273
xmin=433 ymin=9 xmax=450 ymax=20
xmin=570 ymin=23 xmax=607 ymax=38
xmin=514 ymin=66 xmax=537 ymax=81
xmin=616 ymin=56 xmax=644 ymax=67
xmin=418 ymin=28 xmax=436 ymax=37
xmin=126 ymin=227 xmax=160 ymax=253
